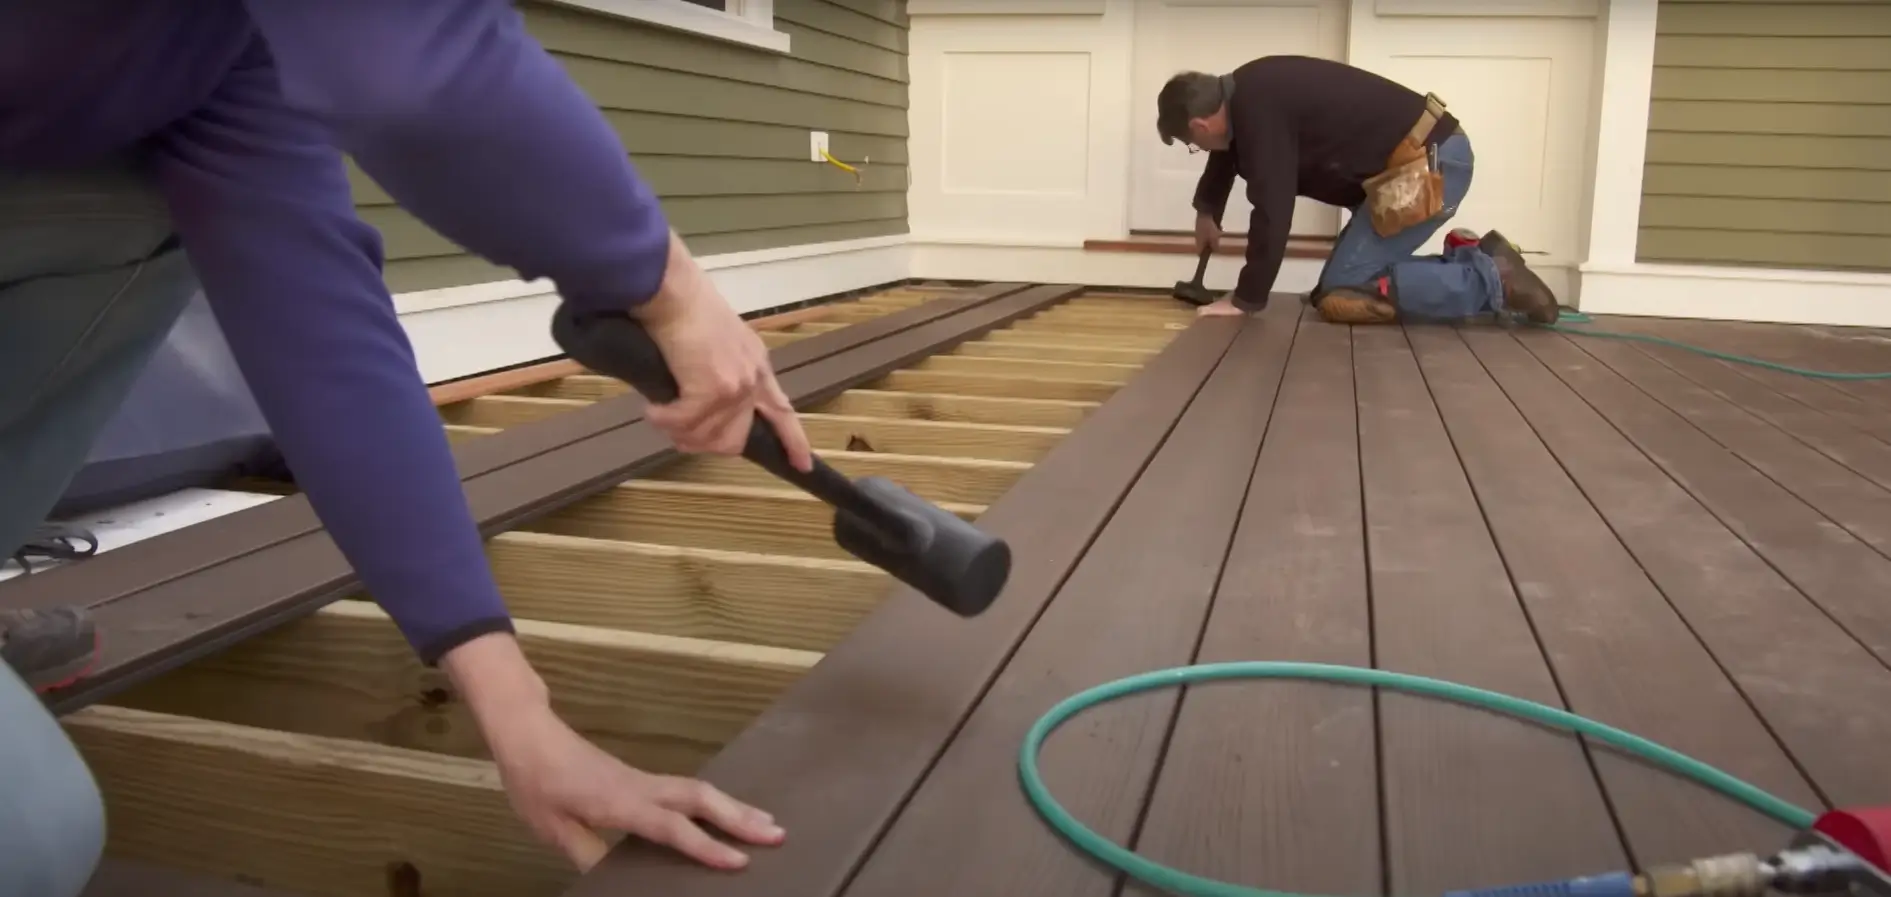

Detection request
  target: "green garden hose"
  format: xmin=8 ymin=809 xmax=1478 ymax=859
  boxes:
xmin=1542 ymin=310 xmax=1891 ymax=381
xmin=1018 ymin=661 xmax=1820 ymax=897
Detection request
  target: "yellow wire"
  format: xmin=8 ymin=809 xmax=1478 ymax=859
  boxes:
xmin=819 ymin=147 xmax=858 ymax=174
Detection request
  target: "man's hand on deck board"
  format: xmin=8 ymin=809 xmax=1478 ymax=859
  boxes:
xmin=1197 ymin=296 xmax=1249 ymax=317
xmin=632 ymin=231 xmax=815 ymax=472
xmin=443 ymin=631 xmax=786 ymax=871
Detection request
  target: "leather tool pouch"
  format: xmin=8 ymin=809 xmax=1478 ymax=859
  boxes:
xmin=1361 ymin=138 xmax=1444 ymax=238
xmin=1360 ymin=93 xmax=1450 ymax=238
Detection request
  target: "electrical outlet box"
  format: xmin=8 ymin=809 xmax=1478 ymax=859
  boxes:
xmin=810 ymin=130 xmax=829 ymax=162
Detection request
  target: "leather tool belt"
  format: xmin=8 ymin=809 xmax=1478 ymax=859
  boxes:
xmin=1359 ymin=92 xmax=1451 ymax=238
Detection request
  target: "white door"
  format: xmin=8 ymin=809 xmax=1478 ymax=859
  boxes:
xmin=1128 ymin=0 xmax=1349 ymax=237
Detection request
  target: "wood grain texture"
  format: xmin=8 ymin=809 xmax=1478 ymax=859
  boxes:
xmin=1352 ymin=325 xmax=1625 ymax=893
xmin=1407 ymin=325 xmax=1810 ymax=863
xmin=107 ymin=601 xmax=817 ymax=776
xmin=563 ymin=301 xmax=1262 ymax=897
xmin=1126 ymin=312 xmax=1380 ymax=897
xmin=35 ymin=284 xmax=1061 ymax=714
xmin=67 ymin=706 xmax=573 ymax=897
xmin=839 ymin=297 xmax=1299 ymax=897
xmin=1463 ymin=327 xmax=1891 ymax=809
xmin=1 ymin=283 xmax=1028 ymax=624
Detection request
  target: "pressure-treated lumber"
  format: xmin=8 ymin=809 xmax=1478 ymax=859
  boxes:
xmin=65 ymin=705 xmax=569 ymax=895
xmin=35 ymin=282 xmax=1071 ymax=713
xmin=106 ymin=599 xmax=818 ymax=776
xmin=0 ymin=281 xmax=1028 ymax=621
xmin=63 ymin=283 xmax=1204 ymax=897
xmin=563 ymin=302 xmax=1255 ymax=897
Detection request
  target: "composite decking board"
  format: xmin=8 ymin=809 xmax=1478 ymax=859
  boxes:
xmin=1571 ymin=331 xmax=1891 ymax=566
xmin=1594 ymin=317 xmax=1891 ymax=443
xmin=1124 ymin=312 xmax=1381 ymax=897
xmin=565 ymin=299 xmax=1260 ymax=897
xmin=1514 ymin=330 xmax=1891 ymax=669
xmin=837 ymin=300 xmax=1298 ymax=897
xmin=39 ymin=284 xmax=1076 ymax=715
xmin=0 ymin=283 xmax=1028 ymax=618
xmin=1462 ymin=328 xmax=1891 ymax=811
xmin=1405 ymin=326 xmax=1814 ymax=863
xmin=1352 ymin=325 xmax=1628 ymax=894
xmin=1616 ymin=329 xmax=1891 ymax=493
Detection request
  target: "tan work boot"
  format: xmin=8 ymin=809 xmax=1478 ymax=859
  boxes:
xmin=1476 ymin=230 xmax=1559 ymax=324
xmin=1315 ymin=285 xmax=1399 ymax=325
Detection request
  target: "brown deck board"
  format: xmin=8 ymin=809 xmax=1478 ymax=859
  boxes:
xmin=566 ymin=299 xmax=1260 ymax=897
xmin=1616 ymin=331 xmax=1891 ymax=493
xmin=1354 ymin=326 xmax=1626 ymax=893
xmin=838 ymin=299 xmax=1298 ymax=897
xmin=1515 ymin=329 xmax=1891 ymax=668
xmin=1570 ymin=332 xmax=1891 ymax=563
xmin=37 ymin=284 xmax=1070 ymax=714
xmin=1464 ymin=328 xmax=1891 ymax=810
xmin=82 ymin=859 xmax=312 ymax=897
xmin=558 ymin=313 xmax=1891 ymax=897
xmin=1597 ymin=318 xmax=1891 ymax=442
xmin=0 ymin=283 xmax=1027 ymax=619
xmin=1126 ymin=312 xmax=1381 ymax=897
xmin=1408 ymin=326 xmax=1813 ymax=862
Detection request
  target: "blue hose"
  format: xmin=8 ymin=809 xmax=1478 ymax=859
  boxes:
xmin=1018 ymin=661 xmax=1820 ymax=897
xmin=1543 ymin=310 xmax=1891 ymax=381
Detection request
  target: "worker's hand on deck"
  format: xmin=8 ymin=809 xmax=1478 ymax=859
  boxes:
xmin=1194 ymin=213 xmax=1222 ymax=254
xmin=1197 ymin=296 xmax=1246 ymax=317
xmin=444 ymin=632 xmax=786 ymax=871
xmin=632 ymin=232 xmax=815 ymax=472
xmin=490 ymin=703 xmax=785 ymax=871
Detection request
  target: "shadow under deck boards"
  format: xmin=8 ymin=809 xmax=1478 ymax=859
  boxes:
xmin=16 ymin=292 xmax=1891 ymax=896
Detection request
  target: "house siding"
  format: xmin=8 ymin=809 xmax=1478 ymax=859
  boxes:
xmin=351 ymin=0 xmax=910 ymax=294
xmin=1636 ymin=0 xmax=1891 ymax=273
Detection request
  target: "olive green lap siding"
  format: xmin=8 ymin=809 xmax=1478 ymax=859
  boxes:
xmin=1637 ymin=1 xmax=1891 ymax=272
xmin=347 ymin=0 xmax=911 ymax=294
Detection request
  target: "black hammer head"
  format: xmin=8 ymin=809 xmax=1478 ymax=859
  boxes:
xmin=1172 ymin=280 xmax=1216 ymax=306
xmin=831 ymin=476 xmax=1011 ymax=617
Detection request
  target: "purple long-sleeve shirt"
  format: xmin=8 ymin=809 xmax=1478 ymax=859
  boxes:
xmin=1 ymin=1 xmax=672 ymax=662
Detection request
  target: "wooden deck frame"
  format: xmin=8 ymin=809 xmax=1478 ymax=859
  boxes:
xmin=34 ymin=283 xmax=1088 ymax=714
xmin=2 ymin=282 xmax=1027 ymax=625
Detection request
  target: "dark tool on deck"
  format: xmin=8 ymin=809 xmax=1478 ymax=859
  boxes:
xmin=1171 ymin=246 xmax=1215 ymax=307
xmin=1444 ymin=806 xmax=1891 ymax=897
xmin=549 ymin=303 xmax=1012 ymax=618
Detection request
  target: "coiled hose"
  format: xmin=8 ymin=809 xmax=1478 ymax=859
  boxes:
xmin=1019 ymin=661 xmax=1820 ymax=897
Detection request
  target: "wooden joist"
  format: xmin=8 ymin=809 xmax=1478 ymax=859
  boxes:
xmin=47 ymin=281 xmax=1206 ymax=897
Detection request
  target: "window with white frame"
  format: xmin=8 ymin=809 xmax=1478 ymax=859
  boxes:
xmin=552 ymin=0 xmax=790 ymax=54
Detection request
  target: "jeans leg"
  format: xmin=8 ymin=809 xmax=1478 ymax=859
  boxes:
xmin=1314 ymin=132 xmax=1503 ymax=321
xmin=0 ymin=664 xmax=106 ymax=897
xmin=0 ymin=160 xmax=199 ymax=562
xmin=1379 ymin=133 xmax=1504 ymax=320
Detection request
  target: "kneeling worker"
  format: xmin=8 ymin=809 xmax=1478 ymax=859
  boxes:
xmin=1154 ymin=55 xmax=1560 ymax=325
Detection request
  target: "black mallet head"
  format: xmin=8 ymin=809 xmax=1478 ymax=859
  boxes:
xmin=833 ymin=477 xmax=1012 ymax=616
xmin=1172 ymin=246 xmax=1216 ymax=306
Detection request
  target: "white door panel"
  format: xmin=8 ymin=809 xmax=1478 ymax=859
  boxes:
xmin=1128 ymin=0 xmax=1348 ymax=237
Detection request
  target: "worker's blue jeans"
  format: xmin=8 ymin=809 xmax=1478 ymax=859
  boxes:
xmin=0 ymin=158 xmax=198 ymax=897
xmin=1314 ymin=130 xmax=1507 ymax=320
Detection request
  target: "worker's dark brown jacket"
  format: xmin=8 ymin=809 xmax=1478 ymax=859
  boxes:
xmin=1193 ymin=55 xmax=1459 ymax=309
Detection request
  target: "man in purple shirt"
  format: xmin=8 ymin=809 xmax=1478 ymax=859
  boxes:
xmin=0 ymin=3 xmax=814 ymax=893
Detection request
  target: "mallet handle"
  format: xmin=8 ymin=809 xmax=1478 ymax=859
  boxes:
xmin=1192 ymin=246 xmax=1212 ymax=284
xmin=549 ymin=305 xmax=898 ymax=530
